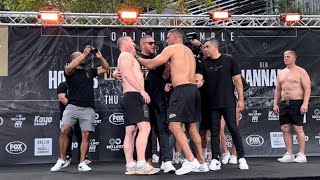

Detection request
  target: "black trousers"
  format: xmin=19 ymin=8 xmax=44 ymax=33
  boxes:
xmin=209 ymin=107 xmax=245 ymax=160
xmin=145 ymin=88 xmax=173 ymax=162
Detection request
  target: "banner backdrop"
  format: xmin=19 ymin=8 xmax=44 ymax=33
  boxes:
xmin=0 ymin=27 xmax=320 ymax=164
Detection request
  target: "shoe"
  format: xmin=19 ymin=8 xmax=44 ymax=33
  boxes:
xmin=125 ymin=164 xmax=137 ymax=175
xmin=294 ymin=152 xmax=307 ymax=163
xmin=50 ymin=158 xmax=67 ymax=172
xmin=229 ymin=155 xmax=238 ymax=164
xmin=277 ymin=152 xmax=295 ymax=163
xmin=221 ymin=151 xmax=231 ymax=165
xmin=62 ymin=158 xmax=71 ymax=168
xmin=152 ymin=154 xmax=160 ymax=163
xmin=209 ymin=159 xmax=221 ymax=171
xmin=136 ymin=163 xmax=160 ymax=175
xmin=193 ymin=163 xmax=209 ymax=172
xmin=78 ymin=162 xmax=92 ymax=171
xmin=160 ymin=161 xmax=164 ymax=171
xmin=238 ymin=158 xmax=249 ymax=170
xmin=175 ymin=159 xmax=200 ymax=175
xmin=172 ymin=155 xmax=185 ymax=165
xmin=83 ymin=159 xmax=92 ymax=165
xmin=163 ymin=161 xmax=176 ymax=173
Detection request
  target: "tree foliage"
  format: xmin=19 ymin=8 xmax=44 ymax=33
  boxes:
xmin=2 ymin=0 xmax=171 ymax=13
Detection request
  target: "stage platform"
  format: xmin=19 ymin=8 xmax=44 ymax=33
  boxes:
xmin=1 ymin=157 xmax=320 ymax=180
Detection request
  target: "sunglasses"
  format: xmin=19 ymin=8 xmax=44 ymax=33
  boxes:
xmin=144 ymin=42 xmax=155 ymax=45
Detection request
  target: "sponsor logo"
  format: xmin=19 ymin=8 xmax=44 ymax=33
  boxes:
xmin=248 ymin=110 xmax=261 ymax=122
xmin=0 ymin=117 xmax=3 ymax=126
xmin=106 ymin=138 xmax=123 ymax=151
xmin=34 ymin=116 xmax=52 ymax=126
xmin=5 ymin=141 xmax=27 ymax=154
xmin=268 ymin=111 xmax=279 ymax=121
xmin=312 ymin=109 xmax=320 ymax=121
xmin=71 ymin=142 xmax=78 ymax=150
xmin=315 ymin=133 xmax=320 ymax=144
xmin=169 ymin=114 xmax=176 ymax=119
xmin=293 ymin=135 xmax=309 ymax=145
xmin=89 ymin=139 xmax=100 ymax=153
xmin=94 ymin=113 xmax=102 ymax=126
xmin=105 ymin=95 xmax=119 ymax=105
xmin=246 ymin=135 xmax=264 ymax=146
xmin=109 ymin=113 xmax=124 ymax=126
xmin=11 ymin=114 xmax=26 ymax=128
xmin=34 ymin=138 xmax=52 ymax=156
xmin=270 ymin=132 xmax=285 ymax=148
xmin=225 ymin=135 xmax=233 ymax=148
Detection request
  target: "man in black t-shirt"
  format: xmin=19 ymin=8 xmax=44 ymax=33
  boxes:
xmin=57 ymin=81 xmax=91 ymax=167
xmin=51 ymin=45 xmax=109 ymax=172
xmin=200 ymin=37 xmax=249 ymax=170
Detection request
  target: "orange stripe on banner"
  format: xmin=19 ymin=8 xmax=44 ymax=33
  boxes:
xmin=0 ymin=26 xmax=8 ymax=76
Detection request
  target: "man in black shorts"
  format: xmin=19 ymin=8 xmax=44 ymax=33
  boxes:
xmin=274 ymin=50 xmax=311 ymax=163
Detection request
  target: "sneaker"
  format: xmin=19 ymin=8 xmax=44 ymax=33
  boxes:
xmin=221 ymin=151 xmax=231 ymax=165
xmin=193 ymin=163 xmax=209 ymax=172
xmin=152 ymin=154 xmax=160 ymax=163
xmin=136 ymin=163 xmax=160 ymax=175
xmin=160 ymin=161 xmax=164 ymax=171
xmin=125 ymin=164 xmax=137 ymax=175
xmin=209 ymin=159 xmax=221 ymax=171
xmin=229 ymin=155 xmax=238 ymax=164
xmin=163 ymin=161 xmax=176 ymax=173
xmin=50 ymin=158 xmax=66 ymax=172
xmin=175 ymin=159 xmax=200 ymax=175
xmin=238 ymin=158 xmax=249 ymax=170
xmin=294 ymin=152 xmax=307 ymax=163
xmin=277 ymin=152 xmax=295 ymax=163
xmin=78 ymin=162 xmax=92 ymax=171
xmin=62 ymin=158 xmax=71 ymax=168
xmin=83 ymin=159 xmax=92 ymax=165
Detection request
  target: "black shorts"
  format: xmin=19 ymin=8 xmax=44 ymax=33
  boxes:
xmin=279 ymin=100 xmax=304 ymax=126
xmin=167 ymin=84 xmax=201 ymax=123
xmin=121 ymin=92 xmax=150 ymax=127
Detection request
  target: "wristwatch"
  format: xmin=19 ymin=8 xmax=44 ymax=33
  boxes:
xmin=134 ymin=54 xmax=140 ymax=59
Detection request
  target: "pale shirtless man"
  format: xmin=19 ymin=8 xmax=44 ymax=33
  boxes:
xmin=273 ymin=50 xmax=311 ymax=163
xmin=135 ymin=29 xmax=208 ymax=175
xmin=117 ymin=36 xmax=159 ymax=175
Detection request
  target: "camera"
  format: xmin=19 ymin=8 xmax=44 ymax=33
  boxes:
xmin=186 ymin=32 xmax=198 ymax=41
xmin=90 ymin=47 xmax=98 ymax=54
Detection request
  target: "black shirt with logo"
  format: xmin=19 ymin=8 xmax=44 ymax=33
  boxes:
xmin=200 ymin=54 xmax=241 ymax=108
xmin=65 ymin=68 xmax=97 ymax=109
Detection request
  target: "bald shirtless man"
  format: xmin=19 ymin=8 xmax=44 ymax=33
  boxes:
xmin=117 ymin=36 xmax=159 ymax=175
xmin=273 ymin=50 xmax=311 ymax=163
xmin=135 ymin=29 xmax=208 ymax=175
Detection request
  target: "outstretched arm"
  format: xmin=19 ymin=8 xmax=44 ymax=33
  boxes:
xmin=96 ymin=50 xmax=110 ymax=75
xmin=136 ymin=46 xmax=173 ymax=69
xmin=65 ymin=46 xmax=91 ymax=75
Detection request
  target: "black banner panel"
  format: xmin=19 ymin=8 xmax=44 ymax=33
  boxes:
xmin=0 ymin=27 xmax=320 ymax=164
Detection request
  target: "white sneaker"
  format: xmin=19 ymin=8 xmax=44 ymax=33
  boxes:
xmin=160 ymin=161 xmax=164 ymax=171
xmin=50 ymin=158 xmax=67 ymax=172
xmin=136 ymin=163 xmax=160 ymax=175
xmin=125 ymin=164 xmax=137 ymax=175
xmin=163 ymin=161 xmax=176 ymax=173
xmin=294 ymin=152 xmax=307 ymax=163
xmin=152 ymin=154 xmax=160 ymax=163
xmin=175 ymin=159 xmax=200 ymax=175
xmin=193 ymin=163 xmax=209 ymax=172
xmin=84 ymin=159 xmax=92 ymax=165
xmin=209 ymin=159 xmax=221 ymax=171
xmin=229 ymin=155 xmax=238 ymax=164
xmin=62 ymin=158 xmax=71 ymax=168
xmin=221 ymin=151 xmax=231 ymax=165
xmin=277 ymin=152 xmax=295 ymax=163
xmin=238 ymin=158 xmax=249 ymax=170
xmin=78 ymin=162 xmax=92 ymax=171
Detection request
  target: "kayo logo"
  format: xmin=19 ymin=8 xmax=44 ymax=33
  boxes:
xmin=109 ymin=113 xmax=124 ymax=126
xmin=5 ymin=141 xmax=27 ymax=154
xmin=246 ymin=135 xmax=264 ymax=146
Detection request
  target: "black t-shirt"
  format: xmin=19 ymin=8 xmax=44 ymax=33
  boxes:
xmin=200 ymin=54 xmax=241 ymax=108
xmin=65 ymin=68 xmax=98 ymax=109
xmin=140 ymin=53 xmax=166 ymax=95
xmin=57 ymin=81 xmax=68 ymax=115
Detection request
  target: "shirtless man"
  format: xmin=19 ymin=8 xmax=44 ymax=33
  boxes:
xmin=273 ymin=50 xmax=311 ymax=163
xmin=135 ymin=29 xmax=208 ymax=175
xmin=117 ymin=36 xmax=159 ymax=175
